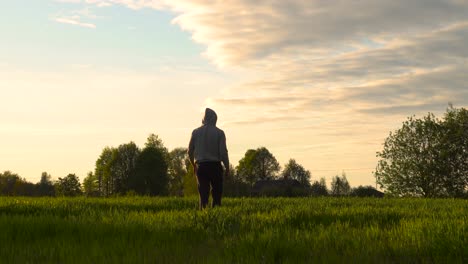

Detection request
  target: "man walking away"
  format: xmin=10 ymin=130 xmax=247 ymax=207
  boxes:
xmin=188 ymin=108 xmax=229 ymax=209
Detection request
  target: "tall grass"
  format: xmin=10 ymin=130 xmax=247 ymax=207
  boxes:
xmin=0 ymin=197 xmax=466 ymax=263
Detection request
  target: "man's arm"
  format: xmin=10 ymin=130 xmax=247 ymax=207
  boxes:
xmin=188 ymin=131 xmax=197 ymax=176
xmin=219 ymin=131 xmax=230 ymax=176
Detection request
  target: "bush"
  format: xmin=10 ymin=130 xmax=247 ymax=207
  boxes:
xmin=251 ymin=180 xmax=310 ymax=197
xmin=350 ymin=186 xmax=384 ymax=198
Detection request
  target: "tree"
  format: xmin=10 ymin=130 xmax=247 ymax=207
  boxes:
xmin=168 ymin=148 xmax=189 ymax=196
xmin=0 ymin=171 xmax=20 ymax=195
xmin=310 ymin=177 xmax=328 ymax=196
xmin=83 ymin=172 xmax=99 ymax=197
xmin=134 ymin=135 xmax=169 ymax=196
xmin=236 ymin=147 xmax=281 ymax=185
xmin=94 ymin=147 xmax=116 ymax=197
xmin=94 ymin=143 xmax=140 ymax=196
xmin=376 ymin=113 xmax=443 ymax=197
xmin=112 ymin=142 xmax=140 ymax=195
xmin=146 ymin=134 xmax=169 ymax=160
xmin=37 ymin=172 xmax=55 ymax=196
xmin=375 ymin=107 xmax=468 ymax=197
xmin=281 ymin=159 xmax=311 ymax=187
xmin=439 ymin=106 xmax=468 ymax=197
xmin=330 ymin=172 xmax=351 ymax=196
xmin=0 ymin=171 xmax=35 ymax=196
xmin=55 ymin=174 xmax=82 ymax=197
xmin=236 ymin=149 xmax=257 ymax=185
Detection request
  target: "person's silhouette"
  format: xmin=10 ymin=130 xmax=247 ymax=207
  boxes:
xmin=188 ymin=108 xmax=229 ymax=209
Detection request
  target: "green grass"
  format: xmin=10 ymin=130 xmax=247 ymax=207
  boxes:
xmin=0 ymin=197 xmax=467 ymax=263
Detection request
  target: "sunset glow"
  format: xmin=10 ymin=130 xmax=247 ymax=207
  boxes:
xmin=1 ymin=0 xmax=467 ymax=186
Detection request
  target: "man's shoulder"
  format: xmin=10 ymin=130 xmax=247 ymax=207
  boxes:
xmin=192 ymin=126 xmax=205 ymax=135
xmin=192 ymin=125 xmax=225 ymax=135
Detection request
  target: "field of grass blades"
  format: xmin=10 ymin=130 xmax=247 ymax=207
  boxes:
xmin=0 ymin=197 xmax=466 ymax=263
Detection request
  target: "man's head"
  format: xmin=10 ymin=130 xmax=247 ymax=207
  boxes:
xmin=202 ymin=108 xmax=217 ymax=126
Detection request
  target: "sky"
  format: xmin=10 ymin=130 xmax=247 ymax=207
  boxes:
xmin=1 ymin=0 xmax=467 ymax=187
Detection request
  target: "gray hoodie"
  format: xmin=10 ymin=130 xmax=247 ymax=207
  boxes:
xmin=188 ymin=108 xmax=229 ymax=168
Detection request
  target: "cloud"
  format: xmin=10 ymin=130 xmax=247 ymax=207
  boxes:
xmin=164 ymin=0 xmax=468 ymax=66
xmin=53 ymin=17 xmax=96 ymax=28
xmin=205 ymin=17 xmax=468 ymax=124
xmin=52 ymin=5 xmax=101 ymax=29
xmin=56 ymin=0 xmax=468 ymax=128
xmin=95 ymin=2 xmax=112 ymax=7
xmin=60 ymin=0 xmax=468 ymax=64
xmin=55 ymin=0 xmax=112 ymax=6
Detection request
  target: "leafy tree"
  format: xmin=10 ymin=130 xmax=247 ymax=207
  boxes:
xmin=83 ymin=172 xmax=99 ymax=197
xmin=0 ymin=171 xmax=35 ymax=196
xmin=37 ymin=172 xmax=55 ymax=196
xmin=236 ymin=149 xmax=257 ymax=185
xmin=95 ymin=147 xmax=116 ymax=197
xmin=134 ymin=135 xmax=169 ymax=196
xmin=376 ymin=113 xmax=443 ymax=197
xmin=168 ymin=148 xmax=189 ymax=196
xmin=55 ymin=174 xmax=82 ymax=197
xmin=330 ymin=172 xmax=351 ymax=196
xmin=112 ymin=142 xmax=140 ymax=195
xmin=94 ymin=143 xmax=140 ymax=196
xmin=93 ymin=135 xmax=171 ymax=196
xmin=146 ymin=134 xmax=169 ymax=160
xmin=236 ymin=147 xmax=281 ymax=185
xmin=0 ymin=171 xmax=20 ymax=195
xmin=439 ymin=106 xmax=468 ymax=197
xmin=310 ymin=177 xmax=328 ymax=196
xmin=281 ymin=159 xmax=311 ymax=187
xmin=375 ymin=107 xmax=468 ymax=197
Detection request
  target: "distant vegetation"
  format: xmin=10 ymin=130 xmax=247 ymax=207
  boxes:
xmin=1 ymin=106 xmax=467 ymax=198
xmin=0 ymin=134 xmax=374 ymax=198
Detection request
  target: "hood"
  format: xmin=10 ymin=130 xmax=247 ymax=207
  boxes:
xmin=202 ymin=108 xmax=217 ymax=126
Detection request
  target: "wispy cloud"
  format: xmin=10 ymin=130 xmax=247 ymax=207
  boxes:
xmin=74 ymin=0 xmax=468 ymax=137
xmin=55 ymin=0 xmax=165 ymax=9
xmin=55 ymin=0 xmax=112 ymax=7
xmin=53 ymin=17 xmax=96 ymax=28
xmin=55 ymin=1 xmax=468 ymax=116
xmin=52 ymin=3 xmax=102 ymax=28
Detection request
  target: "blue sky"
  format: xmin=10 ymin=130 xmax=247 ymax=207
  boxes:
xmin=1 ymin=0 xmax=467 ymax=187
xmin=0 ymin=1 xmax=213 ymax=72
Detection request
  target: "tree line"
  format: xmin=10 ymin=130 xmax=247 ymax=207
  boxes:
xmin=0 ymin=171 xmax=81 ymax=197
xmin=2 ymin=106 xmax=466 ymax=198
xmin=0 ymin=134 xmax=380 ymax=197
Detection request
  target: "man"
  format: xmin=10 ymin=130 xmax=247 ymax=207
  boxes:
xmin=188 ymin=108 xmax=229 ymax=209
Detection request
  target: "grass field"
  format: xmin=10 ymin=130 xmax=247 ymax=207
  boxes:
xmin=0 ymin=197 xmax=467 ymax=263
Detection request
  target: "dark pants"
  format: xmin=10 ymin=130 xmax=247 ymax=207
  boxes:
xmin=196 ymin=161 xmax=223 ymax=209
